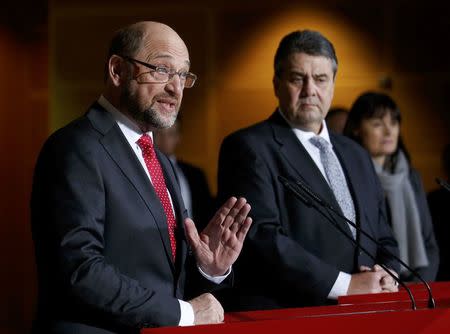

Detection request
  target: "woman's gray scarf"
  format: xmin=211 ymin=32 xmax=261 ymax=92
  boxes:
xmin=373 ymin=150 xmax=429 ymax=273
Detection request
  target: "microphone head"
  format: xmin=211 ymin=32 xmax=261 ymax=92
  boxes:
xmin=277 ymin=175 xmax=288 ymax=183
xmin=436 ymin=177 xmax=450 ymax=192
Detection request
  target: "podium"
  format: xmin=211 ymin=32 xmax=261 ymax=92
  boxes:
xmin=141 ymin=282 xmax=450 ymax=334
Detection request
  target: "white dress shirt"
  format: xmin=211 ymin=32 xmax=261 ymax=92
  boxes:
xmin=279 ymin=109 xmax=352 ymax=300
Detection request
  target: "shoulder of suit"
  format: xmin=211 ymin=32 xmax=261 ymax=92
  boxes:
xmin=223 ymin=118 xmax=273 ymax=144
xmin=42 ymin=103 xmax=108 ymax=154
xmin=330 ymin=133 xmax=368 ymax=155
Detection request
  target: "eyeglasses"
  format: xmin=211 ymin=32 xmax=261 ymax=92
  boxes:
xmin=122 ymin=56 xmax=197 ymax=88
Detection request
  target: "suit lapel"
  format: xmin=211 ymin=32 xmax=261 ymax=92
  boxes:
xmin=269 ymin=111 xmax=353 ymax=236
xmin=87 ymin=104 xmax=176 ymax=271
xmin=269 ymin=112 xmax=342 ymax=211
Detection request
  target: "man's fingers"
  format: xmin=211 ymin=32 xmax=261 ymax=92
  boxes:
xmin=373 ymin=264 xmax=384 ymax=272
xmin=223 ymin=198 xmax=247 ymax=225
xmin=380 ymin=275 xmax=397 ymax=291
xmin=359 ymin=265 xmax=372 ymax=272
xmin=236 ymin=217 xmax=253 ymax=242
xmin=210 ymin=197 xmax=238 ymax=228
xmin=184 ymin=218 xmax=200 ymax=248
xmin=226 ymin=198 xmax=248 ymax=219
xmin=230 ymin=203 xmax=251 ymax=233
xmin=218 ymin=197 xmax=248 ymax=230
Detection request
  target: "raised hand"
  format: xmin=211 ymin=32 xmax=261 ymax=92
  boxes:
xmin=184 ymin=197 xmax=252 ymax=276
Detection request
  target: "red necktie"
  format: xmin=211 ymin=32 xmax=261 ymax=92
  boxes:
xmin=137 ymin=134 xmax=176 ymax=261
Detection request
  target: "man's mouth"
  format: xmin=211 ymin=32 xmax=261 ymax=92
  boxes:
xmin=156 ymin=98 xmax=177 ymax=112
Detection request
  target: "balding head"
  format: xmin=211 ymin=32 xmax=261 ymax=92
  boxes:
xmin=104 ymin=21 xmax=189 ymax=82
xmin=104 ymin=21 xmax=192 ymax=132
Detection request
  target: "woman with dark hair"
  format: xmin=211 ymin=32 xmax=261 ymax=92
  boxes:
xmin=344 ymin=92 xmax=439 ymax=282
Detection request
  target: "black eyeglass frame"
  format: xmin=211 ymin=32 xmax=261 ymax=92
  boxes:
xmin=121 ymin=56 xmax=197 ymax=88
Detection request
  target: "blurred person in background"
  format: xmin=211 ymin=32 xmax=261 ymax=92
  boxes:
xmin=325 ymin=107 xmax=348 ymax=134
xmin=344 ymin=91 xmax=439 ymax=282
xmin=154 ymin=119 xmax=214 ymax=229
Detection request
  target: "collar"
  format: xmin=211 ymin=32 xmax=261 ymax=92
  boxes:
xmin=97 ymin=95 xmax=153 ymax=143
xmin=277 ymin=107 xmax=332 ymax=147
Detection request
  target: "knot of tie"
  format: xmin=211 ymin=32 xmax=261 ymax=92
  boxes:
xmin=137 ymin=134 xmax=156 ymax=161
xmin=309 ymin=135 xmax=330 ymax=152
xmin=137 ymin=133 xmax=154 ymax=150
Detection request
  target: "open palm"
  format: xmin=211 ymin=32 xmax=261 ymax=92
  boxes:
xmin=185 ymin=197 xmax=252 ymax=276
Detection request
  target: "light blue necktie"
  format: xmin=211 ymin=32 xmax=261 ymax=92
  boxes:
xmin=309 ymin=136 xmax=356 ymax=238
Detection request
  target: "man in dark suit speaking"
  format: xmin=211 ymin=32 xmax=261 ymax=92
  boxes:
xmin=31 ymin=21 xmax=252 ymax=333
xmin=217 ymin=30 xmax=399 ymax=311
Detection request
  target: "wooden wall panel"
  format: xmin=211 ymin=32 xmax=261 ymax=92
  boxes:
xmin=0 ymin=3 xmax=48 ymax=332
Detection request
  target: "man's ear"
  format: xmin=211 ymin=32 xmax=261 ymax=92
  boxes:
xmin=273 ymin=75 xmax=280 ymax=98
xmin=108 ymin=55 xmax=125 ymax=87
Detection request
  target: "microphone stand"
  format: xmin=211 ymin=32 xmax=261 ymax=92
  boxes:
xmin=292 ymin=176 xmax=436 ymax=309
xmin=436 ymin=177 xmax=450 ymax=193
xmin=278 ymin=175 xmax=417 ymax=310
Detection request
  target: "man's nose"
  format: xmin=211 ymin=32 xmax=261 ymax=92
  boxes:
xmin=165 ymin=73 xmax=183 ymax=96
xmin=301 ymin=79 xmax=315 ymax=96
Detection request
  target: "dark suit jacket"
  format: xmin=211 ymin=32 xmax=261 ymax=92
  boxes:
xmin=31 ymin=103 xmax=220 ymax=334
xmin=217 ymin=111 xmax=399 ymax=310
xmin=428 ymin=187 xmax=450 ymax=281
xmin=176 ymin=161 xmax=214 ymax=230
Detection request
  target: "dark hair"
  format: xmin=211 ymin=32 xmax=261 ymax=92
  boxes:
xmin=326 ymin=107 xmax=348 ymax=120
xmin=344 ymin=91 xmax=410 ymax=171
xmin=103 ymin=24 xmax=145 ymax=82
xmin=274 ymin=30 xmax=338 ymax=78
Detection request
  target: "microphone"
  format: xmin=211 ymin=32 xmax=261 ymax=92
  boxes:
xmin=291 ymin=175 xmax=436 ymax=309
xmin=278 ymin=175 xmax=313 ymax=208
xmin=436 ymin=177 xmax=450 ymax=193
xmin=278 ymin=175 xmax=418 ymax=310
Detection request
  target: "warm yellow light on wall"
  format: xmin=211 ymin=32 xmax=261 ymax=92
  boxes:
xmin=221 ymin=6 xmax=383 ymax=107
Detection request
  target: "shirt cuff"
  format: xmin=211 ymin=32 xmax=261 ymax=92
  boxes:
xmin=327 ymin=271 xmax=352 ymax=300
xmin=178 ymin=299 xmax=195 ymax=326
xmin=198 ymin=266 xmax=232 ymax=284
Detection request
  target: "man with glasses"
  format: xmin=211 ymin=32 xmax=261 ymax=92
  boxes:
xmin=31 ymin=21 xmax=252 ymax=333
